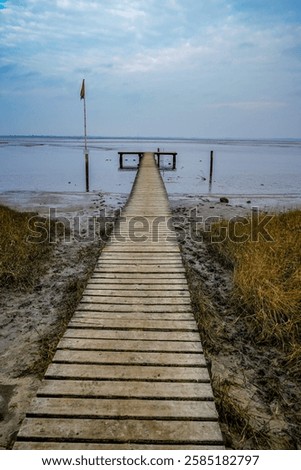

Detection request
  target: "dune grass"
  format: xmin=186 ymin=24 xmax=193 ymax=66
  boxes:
xmin=0 ymin=204 xmax=56 ymax=288
xmin=207 ymin=209 xmax=301 ymax=376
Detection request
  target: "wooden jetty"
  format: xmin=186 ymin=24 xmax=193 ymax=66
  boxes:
xmin=14 ymin=153 xmax=224 ymax=450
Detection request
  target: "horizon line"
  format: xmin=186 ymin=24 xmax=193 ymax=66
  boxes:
xmin=1 ymin=134 xmax=301 ymax=141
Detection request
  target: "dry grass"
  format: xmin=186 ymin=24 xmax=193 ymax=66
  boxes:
xmin=207 ymin=209 xmax=301 ymax=375
xmin=0 ymin=205 xmax=59 ymax=288
xmin=175 ymin=206 xmax=301 ymax=449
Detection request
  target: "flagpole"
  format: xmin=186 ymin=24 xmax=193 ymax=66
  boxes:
xmin=81 ymin=79 xmax=89 ymax=192
xmin=83 ymin=85 xmax=87 ymax=153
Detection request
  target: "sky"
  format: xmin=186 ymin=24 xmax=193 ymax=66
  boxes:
xmin=1 ymin=0 xmax=301 ymax=138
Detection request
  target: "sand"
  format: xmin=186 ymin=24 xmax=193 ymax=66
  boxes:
xmin=0 ymin=190 xmax=300 ymax=449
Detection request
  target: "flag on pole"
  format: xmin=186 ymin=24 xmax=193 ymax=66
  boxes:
xmin=80 ymin=79 xmax=85 ymax=100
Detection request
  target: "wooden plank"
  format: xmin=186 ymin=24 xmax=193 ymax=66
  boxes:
xmin=63 ymin=328 xmax=201 ymax=341
xmin=88 ymin=279 xmax=188 ymax=285
xmin=68 ymin=319 xmax=197 ymax=330
xmin=52 ymin=350 xmax=205 ymax=366
xmin=45 ymin=363 xmax=209 ymax=381
xmin=102 ymin=247 xmax=180 ymax=253
xmin=26 ymin=397 xmax=218 ymax=419
xmin=38 ymin=380 xmax=214 ymax=399
xmin=93 ymin=266 xmax=186 ymax=273
xmin=75 ymin=304 xmax=192 ymax=313
xmin=80 ymin=295 xmax=191 ymax=305
xmin=73 ymin=312 xmax=193 ymax=321
xmin=57 ymin=338 xmax=203 ymax=352
xmin=105 ymin=236 xmax=178 ymax=241
xmin=16 ymin=418 xmax=224 ymax=444
xmin=100 ymin=253 xmax=181 ymax=258
xmin=90 ymin=273 xmax=186 ymax=280
xmin=85 ymin=283 xmax=189 ymax=290
xmin=14 ymin=442 xmax=225 ymax=450
xmin=84 ymin=289 xmax=190 ymax=297
xmin=96 ymin=258 xmax=183 ymax=264
xmin=114 ymin=232 xmax=175 ymax=236
xmin=104 ymin=245 xmax=180 ymax=251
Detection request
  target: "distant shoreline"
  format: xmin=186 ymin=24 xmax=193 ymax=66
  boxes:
xmin=1 ymin=135 xmax=301 ymax=144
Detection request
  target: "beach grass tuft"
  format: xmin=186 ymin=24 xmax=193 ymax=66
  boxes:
xmin=207 ymin=209 xmax=301 ymax=373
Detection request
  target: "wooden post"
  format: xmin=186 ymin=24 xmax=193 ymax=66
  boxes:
xmin=172 ymin=153 xmax=176 ymax=170
xmin=156 ymin=148 xmax=160 ymax=168
xmin=119 ymin=153 xmax=123 ymax=169
xmin=209 ymin=150 xmax=214 ymax=191
xmin=81 ymin=79 xmax=89 ymax=192
xmin=85 ymin=151 xmax=89 ymax=192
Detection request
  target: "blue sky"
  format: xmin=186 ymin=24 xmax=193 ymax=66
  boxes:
xmin=1 ymin=0 xmax=301 ymax=138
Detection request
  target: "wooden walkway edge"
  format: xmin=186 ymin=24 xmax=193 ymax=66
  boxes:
xmin=14 ymin=153 xmax=224 ymax=450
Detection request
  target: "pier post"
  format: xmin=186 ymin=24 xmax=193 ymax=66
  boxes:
xmin=157 ymin=154 xmax=161 ymax=168
xmin=209 ymin=150 xmax=214 ymax=191
xmin=156 ymin=148 xmax=160 ymax=168
xmin=119 ymin=153 xmax=123 ymax=170
xmin=172 ymin=153 xmax=176 ymax=170
xmin=85 ymin=151 xmax=89 ymax=192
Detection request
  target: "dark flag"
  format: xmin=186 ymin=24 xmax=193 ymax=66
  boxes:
xmin=80 ymin=79 xmax=85 ymax=100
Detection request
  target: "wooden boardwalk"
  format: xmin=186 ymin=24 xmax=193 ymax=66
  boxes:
xmin=14 ymin=153 xmax=224 ymax=450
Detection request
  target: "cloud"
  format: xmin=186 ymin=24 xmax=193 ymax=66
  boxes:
xmin=0 ymin=4 xmax=297 ymax=74
xmin=1 ymin=0 xmax=300 ymax=99
xmin=207 ymin=101 xmax=287 ymax=111
xmin=113 ymin=41 xmax=211 ymax=74
xmin=1 ymin=0 xmax=301 ymax=136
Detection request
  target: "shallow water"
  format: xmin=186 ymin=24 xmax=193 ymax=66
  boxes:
xmin=0 ymin=136 xmax=300 ymax=196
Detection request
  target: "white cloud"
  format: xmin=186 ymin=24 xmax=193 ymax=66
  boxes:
xmin=112 ymin=41 xmax=211 ymax=73
xmin=1 ymin=0 xmax=301 ymax=136
xmin=56 ymin=0 xmax=100 ymax=11
xmin=207 ymin=101 xmax=287 ymax=111
xmin=106 ymin=4 xmax=146 ymax=21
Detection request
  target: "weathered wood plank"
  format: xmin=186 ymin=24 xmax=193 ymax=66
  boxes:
xmin=26 ymin=397 xmax=218 ymax=419
xmin=102 ymin=247 xmax=180 ymax=253
xmin=73 ymin=312 xmax=193 ymax=321
xmin=93 ymin=266 xmax=186 ymax=273
xmin=84 ymin=289 xmax=190 ymax=297
xmin=90 ymin=273 xmax=186 ymax=280
xmin=38 ymin=380 xmax=214 ymax=399
xmin=100 ymin=253 xmax=181 ymax=259
xmin=75 ymin=304 xmax=192 ymax=313
xmin=14 ymin=442 xmax=225 ymax=450
xmin=68 ymin=319 xmax=197 ymax=330
xmin=57 ymin=338 xmax=203 ymax=352
xmin=16 ymin=418 xmax=224 ymax=444
xmin=97 ymin=260 xmax=183 ymax=265
xmin=81 ymin=295 xmax=191 ymax=305
xmin=52 ymin=350 xmax=205 ymax=366
xmin=63 ymin=328 xmax=201 ymax=341
xmin=45 ymin=363 xmax=209 ymax=381
xmin=85 ymin=284 xmax=189 ymax=291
